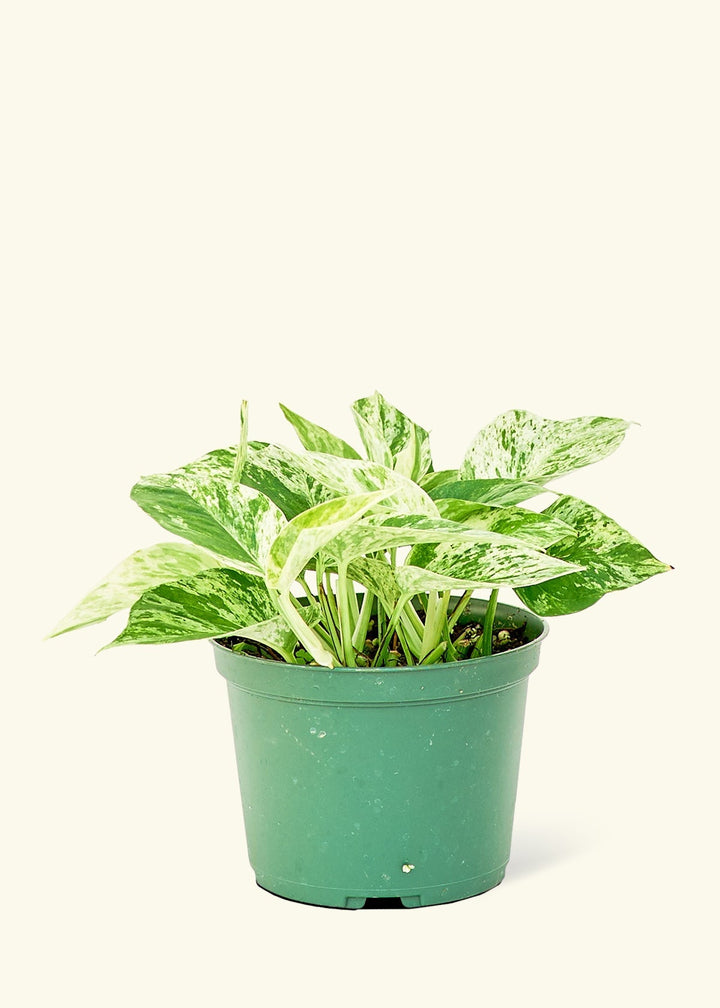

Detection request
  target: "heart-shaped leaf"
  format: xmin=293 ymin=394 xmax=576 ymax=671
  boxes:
xmin=131 ymin=455 xmax=286 ymax=573
xmin=47 ymin=543 xmax=221 ymax=638
xmin=430 ymin=478 xmax=549 ymax=506
xmin=514 ymin=495 xmax=672 ymax=615
xmin=435 ymin=499 xmax=576 ymax=549
xmin=407 ymin=540 xmax=584 ymax=589
xmin=461 ymin=410 xmax=631 ymax=482
xmin=266 ymin=491 xmax=389 ymax=593
xmin=104 ymin=568 xmax=276 ymax=648
xmin=352 ymin=391 xmax=433 ymax=481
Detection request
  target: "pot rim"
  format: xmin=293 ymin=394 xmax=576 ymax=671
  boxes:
xmin=212 ymin=599 xmax=548 ymax=704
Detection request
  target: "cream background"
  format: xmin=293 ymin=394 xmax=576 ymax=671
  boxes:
xmin=2 ymin=2 xmax=717 ymax=1005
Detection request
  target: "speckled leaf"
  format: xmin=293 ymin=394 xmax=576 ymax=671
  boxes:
xmin=419 ymin=469 xmax=458 ymax=494
xmin=514 ymin=496 xmax=672 ymax=616
xmin=347 ymin=557 xmax=402 ymax=609
xmin=233 ymin=607 xmax=322 ymax=664
xmin=279 ymin=403 xmax=361 ymax=459
xmin=266 ymin=492 xmax=390 ymax=594
xmin=351 ymin=392 xmax=433 ymax=481
xmin=241 ymin=443 xmax=438 ymax=519
xmin=47 ymin=543 xmax=221 ymax=638
xmin=104 ymin=569 xmax=276 ymax=648
xmin=323 ymin=514 xmax=527 ymax=567
xmin=407 ymin=540 xmax=584 ymax=590
xmin=461 ymin=410 xmax=631 ymax=482
xmin=430 ymin=478 xmax=549 ymax=506
xmin=435 ymin=500 xmax=576 ymax=549
xmin=131 ymin=456 xmax=286 ymax=573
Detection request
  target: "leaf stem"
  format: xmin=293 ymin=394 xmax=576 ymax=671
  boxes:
xmin=481 ymin=588 xmax=500 ymax=657
xmin=352 ymin=590 xmax=376 ymax=651
xmin=447 ymin=590 xmax=473 ymax=632
xmin=336 ymin=564 xmax=357 ymax=667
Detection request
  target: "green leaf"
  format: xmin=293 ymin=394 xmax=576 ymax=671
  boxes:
xmin=351 ymin=391 xmax=433 ymax=481
xmin=435 ymin=500 xmax=576 ymax=550
xmin=430 ymin=478 xmax=549 ymax=506
xmin=265 ymin=491 xmax=390 ymax=594
xmin=407 ymin=540 xmax=584 ymax=590
xmin=461 ymin=410 xmax=631 ymax=482
xmin=47 ymin=543 xmax=221 ymax=638
xmin=104 ymin=569 xmax=276 ymax=648
xmin=131 ymin=454 xmax=286 ymax=573
xmin=279 ymin=403 xmax=361 ymax=459
xmin=514 ymin=495 xmax=672 ymax=616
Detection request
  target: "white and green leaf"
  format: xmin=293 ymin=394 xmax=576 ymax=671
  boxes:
xmin=435 ymin=499 xmax=577 ymax=550
xmin=351 ymin=391 xmax=433 ymax=481
xmin=430 ymin=478 xmax=550 ymax=506
xmin=514 ymin=495 xmax=672 ymax=616
xmin=104 ymin=568 xmax=277 ymax=648
xmin=232 ymin=606 xmax=322 ymax=664
xmin=279 ymin=403 xmax=361 ymax=459
xmin=131 ymin=455 xmax=286 ymax=573
xmin=242 ymin=443 xmax=437 ymax=519
xmin=47 ymin=543 xmax=221 ymax=638
xmin=265 ymin=491 xmax=390 ymax=594
xmin=461 ymin=410 xmax=631 ymax=482
xmin=419 ymin=469 xmax=458 ymax=494
xmin=347 ymin=556 xmax=403 ymax=610
xmin=323 ymin=513 xmax=530 ymax=567
xmin=407 ymin=540 xmax=584 ymax=590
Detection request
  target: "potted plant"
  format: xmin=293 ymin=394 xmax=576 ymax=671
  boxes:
xmin=48 ymin=393 xmax=671 ymax=908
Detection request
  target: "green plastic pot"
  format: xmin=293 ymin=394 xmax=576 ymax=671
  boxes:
xmin=212 ymin=599 xmax=547 ymax=909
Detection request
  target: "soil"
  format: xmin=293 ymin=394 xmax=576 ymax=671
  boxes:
xmin=216 ymin=616 xmax=529 ymax=666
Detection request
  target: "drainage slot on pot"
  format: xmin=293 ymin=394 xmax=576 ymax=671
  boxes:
xmin=361 ymin=897 xmax=410 ymax=909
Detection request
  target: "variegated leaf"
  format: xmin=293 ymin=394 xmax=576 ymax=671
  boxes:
xmin=407 ymin=540 xmax=584 ymax=589
xmin=430 ymin=478 xmax=549 ymax=506
xmin=47 ymin=543 xmax=221 ymax=638
xmin=435 ymin=500 xmax=576 ymax=549
xmin=515 ymin=495 xmax=672 ymax=616
xmin=323 ymin=513 xmax=529 ymax=567
xmin=461 ymin=410 xmax=631 ymax=482
xmin=265 ymin=491 xmax=389 ymax=593
xmin=131 ymin=456 xmax=286 ymax=573
xmin=104 ymin=569 xmax=276 ymax=648
xmin=241 ymin=443 xmax=438 ymax=519
xmin=279 ymin=403 xmax=361 ymax=459
xmin=232 ymin=606 xmax=322 ymax=664
xmin=419 ymin=469 xmax=458 ymax=494
xmin=351 ymin=391 xmax=433 ymax=481
xmin=347 ymin=556 xmax=402 ymax=609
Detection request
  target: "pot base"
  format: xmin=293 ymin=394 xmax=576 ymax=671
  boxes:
xmin=255 ymin=864 xmax=506 ymax=909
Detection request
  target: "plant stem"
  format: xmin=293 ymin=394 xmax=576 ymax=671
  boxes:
xmin=298 ymin=574 xmax=316 ymax=604
xmin=420 ymin=591 xmax=439 ymax=659
xmin=336 ymin=564 xmax=357 ymax=667
xmin=447 ymin=590 xmax=473 ymax=632
xmin=372 ymin=596 xmax=408 ymax=667
xmin=481 ymin=588 xmax=500 ymax=657
xmin=419 ymin=591 xmax=450 ymax=663
xmin=420 ymin=641 xmax=447 ymax=665
xmin=352 ymin=590 xmax=375 ymax=651
xmin=318 ymin=582 xmax=342 ymax=659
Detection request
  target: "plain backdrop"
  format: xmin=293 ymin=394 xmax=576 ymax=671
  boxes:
xmin=2 ymin=2 xmax=718 ymax=1005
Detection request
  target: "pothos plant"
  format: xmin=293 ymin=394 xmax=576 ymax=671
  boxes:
xmin=48 ymin=394 xmax=671 ymax=668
